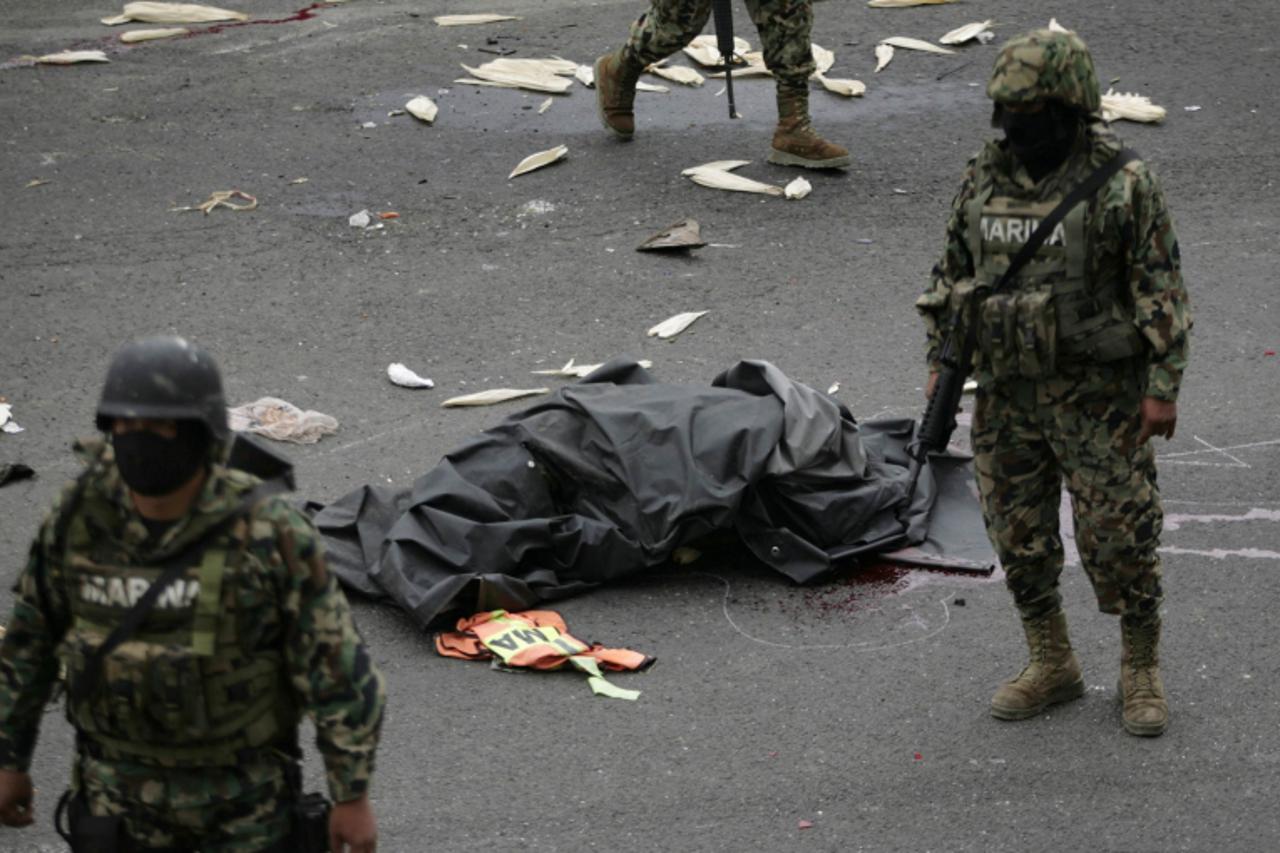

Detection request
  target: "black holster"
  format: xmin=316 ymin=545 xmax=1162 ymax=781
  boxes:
xmin=286 ymin=762 xmax=332 ymax=853
xmin=56 ymin=789 xmax=125 ymax=853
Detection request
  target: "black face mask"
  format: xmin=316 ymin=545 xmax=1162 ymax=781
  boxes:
xmin=112 ymin=423 xmax=209 ymax=497
xmin=999 ymin=103 xmax=1081 ymax=180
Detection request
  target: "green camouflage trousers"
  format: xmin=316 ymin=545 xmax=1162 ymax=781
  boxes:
xmin=971 ymin=362 xmax=1165 ymax=621
xmin=623 ymin=0 xmax=816 ymax=91
xmin=78 ymin=752 xmax=292 ymax=851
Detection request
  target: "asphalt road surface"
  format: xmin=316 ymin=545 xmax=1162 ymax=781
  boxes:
xmin=2 ymin=1 xmax=1279 ymax=850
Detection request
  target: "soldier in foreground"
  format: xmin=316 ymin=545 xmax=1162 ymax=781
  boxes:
xmin=593 ymin=0 xmax=850 ymax=169
xmin=0 ymin=337 xmax=386 ymax=850
xmin=916 ymin=30 xmax=1191 ymax=736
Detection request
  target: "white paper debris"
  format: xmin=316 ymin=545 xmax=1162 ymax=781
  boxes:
xmin=868 ymin=0 xmax=952 ymax=6
xmin=1048 ymin=18 xmax=1071 ymax=34
xmin=874 ymin=43 xmax=894 ymax=72
xmin=815 ymin=74 xmax=865 ymax=97
xmin=637 ymin=81 xmax=669 ymax=93
xmin=361 ymin=121 xmax=377 ymax=129
xmin=574 ymin=64 xmax=595 ymax=88
xmin=441 ymin=388 xmax=550 ymax=408
xmin=683 ymin=34 xmax=751 ymax=67
xmin=940 ymin=20 xmax=995 ymax=46
xmin=646 ymin=63 xmax=704 ymax=87
xmin=1184 ymin=105 xmax=1201 ymax=112
xmin=647 ymin=311 xmax=707 ymax=340
xmin=509 ymin=144 xmax=568 ymax=179
xmin=827 ymin=382 xmax=840 ymax=395
xmin=227 ymin=398 xmax=338 ymax=444
xmin=537 ymin=97 xmax=553 ymax=114
xmin=810 ymin=43 xmax=836 ymax=77
xmin=101 ymin=2 xmax=247 ymax=26
xmin=461 ymin=60 xmax=573 ymax=93
xmin=348 ymin=209 xmax=371 ymax=228
xmin=682 ymin=160 xmax=784 ymax=197
xmin=36 ymin=51 xmax=110 ymax=65
xmin=434 ymin=14 xmax=521 ymax=27
xmin=1101 ymin=89 xmax=1166 ymax=123
xmin=120 ymin=27 xmax=189 ymax=42
xmin=784 ymin=177 xmax=812 ymax=200
xmin=0 ymin=404 xmax=23 ymax=435
xmin=532 ymin=358 xmax=654 ymax=378
xmin=387 ymin=363 xmax=435 ymax=389
xmin=405 ymin=95 xmax=438 ymax=124
xmin=171 ymin=189 xmax=257 ymax=214
xmin=880 ymin=37 xmax=955 ymax=56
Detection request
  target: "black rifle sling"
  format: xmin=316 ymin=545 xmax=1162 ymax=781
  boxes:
xmin=70 ymin=481 xmax=282 ymax=705
xmin=986 ymin=148 xmax=1140 ymax=294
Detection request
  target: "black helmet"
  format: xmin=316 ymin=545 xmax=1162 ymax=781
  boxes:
xmin=95 ymin=336 xmax=229 ymax=443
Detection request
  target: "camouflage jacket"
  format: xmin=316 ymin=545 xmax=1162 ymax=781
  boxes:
xmin=0 ymin=438 xmax=386 ymax=802
xmin=916 ymin=121 xmax=1192 ymax=401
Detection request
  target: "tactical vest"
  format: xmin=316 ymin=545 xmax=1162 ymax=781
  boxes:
xmin=966 ymin=185 xmax=1143 ymax=379
xmin=57 ymin=502 xmax=297 ymax=767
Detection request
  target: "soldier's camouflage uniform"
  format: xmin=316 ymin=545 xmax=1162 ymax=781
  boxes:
xmin=0 ymin=438 xmax=386 ymax=850
xmin=916 ymin=86 xmax=1191 ymax=623
xmin=623 ymin=0 xmax=816 ymax=93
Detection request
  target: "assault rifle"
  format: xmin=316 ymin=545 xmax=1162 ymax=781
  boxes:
xmin=711 ymin=0 xmax=739 ymax=119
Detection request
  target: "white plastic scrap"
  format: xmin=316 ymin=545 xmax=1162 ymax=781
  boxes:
xmin=827 ymin=382 xmax=840 ymax=395
xmin=227 ymin=398 xmax=338 ymax=444
xmin=646 ymin=63 xmax=704 ymax=87
xmin=441 ymin=388 xmax=549 ymax=408
xmin=538 ymin=97 xmax=554 ymax=114
xmin=348 ymin=209 xmax=371 ymax=228
xmin=0 ymin=403 xmax=23 ymax=435
xmin=815 ymin=74 xmax=865 ymax=97
xmin=120 ymin=27 xmax=189 ymax=42
xmin=637 ymin=81 xmax=669 ymax=93
xmin=880 ymin=37 xmax=955 ymax=56
xmin=810 ymin=44 xmax=836 ymax=77
xmin=940 ymin=20 xmax=995 ymax=46
xmin=1101 ymin=89 xmax=1166 ymax=123
xmin=387 ymin=363 xmax=435 ymax=389
xmin=874 ymin=44 xmax=894 ymax=72
xmin=868 ymin=0 xmax=952 ymax=6
xmin=434 ymin=14 xmax=521 ymax=27
xmin=682 ymin=160 xmax=784 ymax=197
xmin=683 ymin=34 xmax=751 ymax=67
xmin=784 ymin=177 xmax=812 ymax=200
xmin=459 ymin=60 xmax=573 ymax=94
xmin=532 ymin=358 xmax=653 ymax=378
xmin=102 ymin=2 xmax=247 ymax=26
xmin=509 ymin=144 xmax=568 ymax=179
xmin=647 ymin=311 xmax=707 ymax=340
xmin=574 ymin=64 xmax=595 ymax=87
xmin=405 ymin=95 xmax=438 ymax=124
xmin=1048 ymin=18 xmax=1071 ymax=34
xmin=35 ymin=50 xmax=111 ymax=64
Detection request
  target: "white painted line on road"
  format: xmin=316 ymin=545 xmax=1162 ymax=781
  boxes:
xmin=1160 ymin=546 xmax=1280 ymax=561
xmin=1165 ymin=507 xmax=1280 ymax=531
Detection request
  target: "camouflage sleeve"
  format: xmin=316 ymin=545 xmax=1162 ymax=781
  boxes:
xmin=0 ymin=510 xmax=67 ymax=773
xmin=267 ymin=500 xmax=386 ymax=803
xmin=1125 ymin=163 xmax=1191 ymax=401
xmin=916 ymin=157 xmax=980 ymax=370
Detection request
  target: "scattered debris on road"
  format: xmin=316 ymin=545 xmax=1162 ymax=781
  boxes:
xmin=684 ymin=34 xmax=751 ymax=67
xmin=24 ymin=179 xmax=49 ymax=189
xmin=442 ymin=388 xmax=550 ymax=407
xmin=637 ymin=219 xmax=706 ymax=252
xmin=1101 ymin=89 xmax=1166 ymax=123
xmin=532 ymin=358 xmax=653 ymax=378
xmin=647 ymin=311 xmax=707 ymax=340
xmin=537 ymin=96 xmax=553 ymax=113
xmin=434 ymin=14 xmax=521 ymax=27
xmin=784 ymin=177 xmax=812 ymax=200
xmin=227 ymin=397 xmax=338 ymax=444
xmin=875 ymin=44 xmax=894 ymax=72
xmin=34 ymin=50 xmax=110 ymax=65
xmin=102 ymin=2 xmax=247 ymax=26
xmin=171 ymin=189 xmax=257 ymax=214
xmin=940 ymin=20 xmax=995 ymax=45
xmin=387 ymin=363 xmax=435 ymax=389
xmin=880 ymin=37 xmax=955 ymax=56
xmin=119 ymin=26 xmax=189 ymax=42
xmin=509 ymin=143 xmax=568 ymax=179
xmin=405 ymin=95 xmax=438 ymax=123
xmin=682 ymin=160 xmax=785 ymax=197
xmin=459 ymin=57 xmax=575 ymax=93
xmin=646 ymin=61 xmax=704 ymax=87
xmin=0 ymin=403 xmax=24 ymax=435
xmin=815 ymin=73 xmax=865 ymax=97
xmin=0 ymin=463 xmax=35 ymax=487
xmin=827 ymin=382 xmax=840 ymax=395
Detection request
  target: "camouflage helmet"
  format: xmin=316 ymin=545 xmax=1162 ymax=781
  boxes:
xmin=987 ymin=28 xmax=1101 ymax=114
xmin=95 ymin=336 xmax=229 ymax=444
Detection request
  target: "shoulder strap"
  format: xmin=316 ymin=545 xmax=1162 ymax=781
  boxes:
xmin=69 ymin=480 xmax=284 ymax=705
xmin=990 ymin=148 xmax=1139 ymax=294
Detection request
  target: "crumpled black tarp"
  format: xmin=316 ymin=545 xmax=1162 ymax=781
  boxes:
xmin=308 ymin=360 xmax=993 ymax=628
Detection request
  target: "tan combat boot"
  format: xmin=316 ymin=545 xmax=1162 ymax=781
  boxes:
xmin=594 ymin=48 xmax=644 ymax=139
xmin=1118 ymin=616 xmax=1168 ymax=736
xmin=768 ymin=90 xmax=851 ymax=169
xmin=990 ymin=609 xmax=1086 ymax=720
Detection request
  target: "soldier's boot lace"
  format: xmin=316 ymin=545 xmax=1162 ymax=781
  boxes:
xmin=1118 ymin=614 xmax=1168 ymax=736
xmin=594 ymin=48 xmax=644 ymax=139
xmin=990 ymin=609 xmax=1085 ymax=720
xmin=768 ymin=89 xmax=851 ymax=169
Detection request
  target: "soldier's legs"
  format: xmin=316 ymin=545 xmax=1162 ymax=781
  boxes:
xmin=80 ymin=754 xmax=293 ymax=851
xmin=974 ymin=385 xmax=1085 ymax=719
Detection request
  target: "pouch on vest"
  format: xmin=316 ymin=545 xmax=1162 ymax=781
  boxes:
xmin=979 ymin=286 xmax=1058 ymax=379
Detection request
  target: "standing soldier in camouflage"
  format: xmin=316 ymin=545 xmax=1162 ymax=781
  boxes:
xmin=0 ymin=337 xmax=386 ymax=849
xmin=916 ymin=30 xmax=1191 ymax=736
xmin=593 ymin=0 xmax=850 ymax=168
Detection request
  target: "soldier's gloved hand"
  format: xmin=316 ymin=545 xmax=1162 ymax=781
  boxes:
xmin=1137 ymin=397 xmax=1177 ymax=444
xmin=329 ymin=792 xmax=377 ymax=853
xmin=0 ymin=769 xmax=34 ymax=827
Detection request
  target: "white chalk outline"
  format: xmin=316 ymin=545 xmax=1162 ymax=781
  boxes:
xmin=1160 ymin=437 xmax=1280 ymax=468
